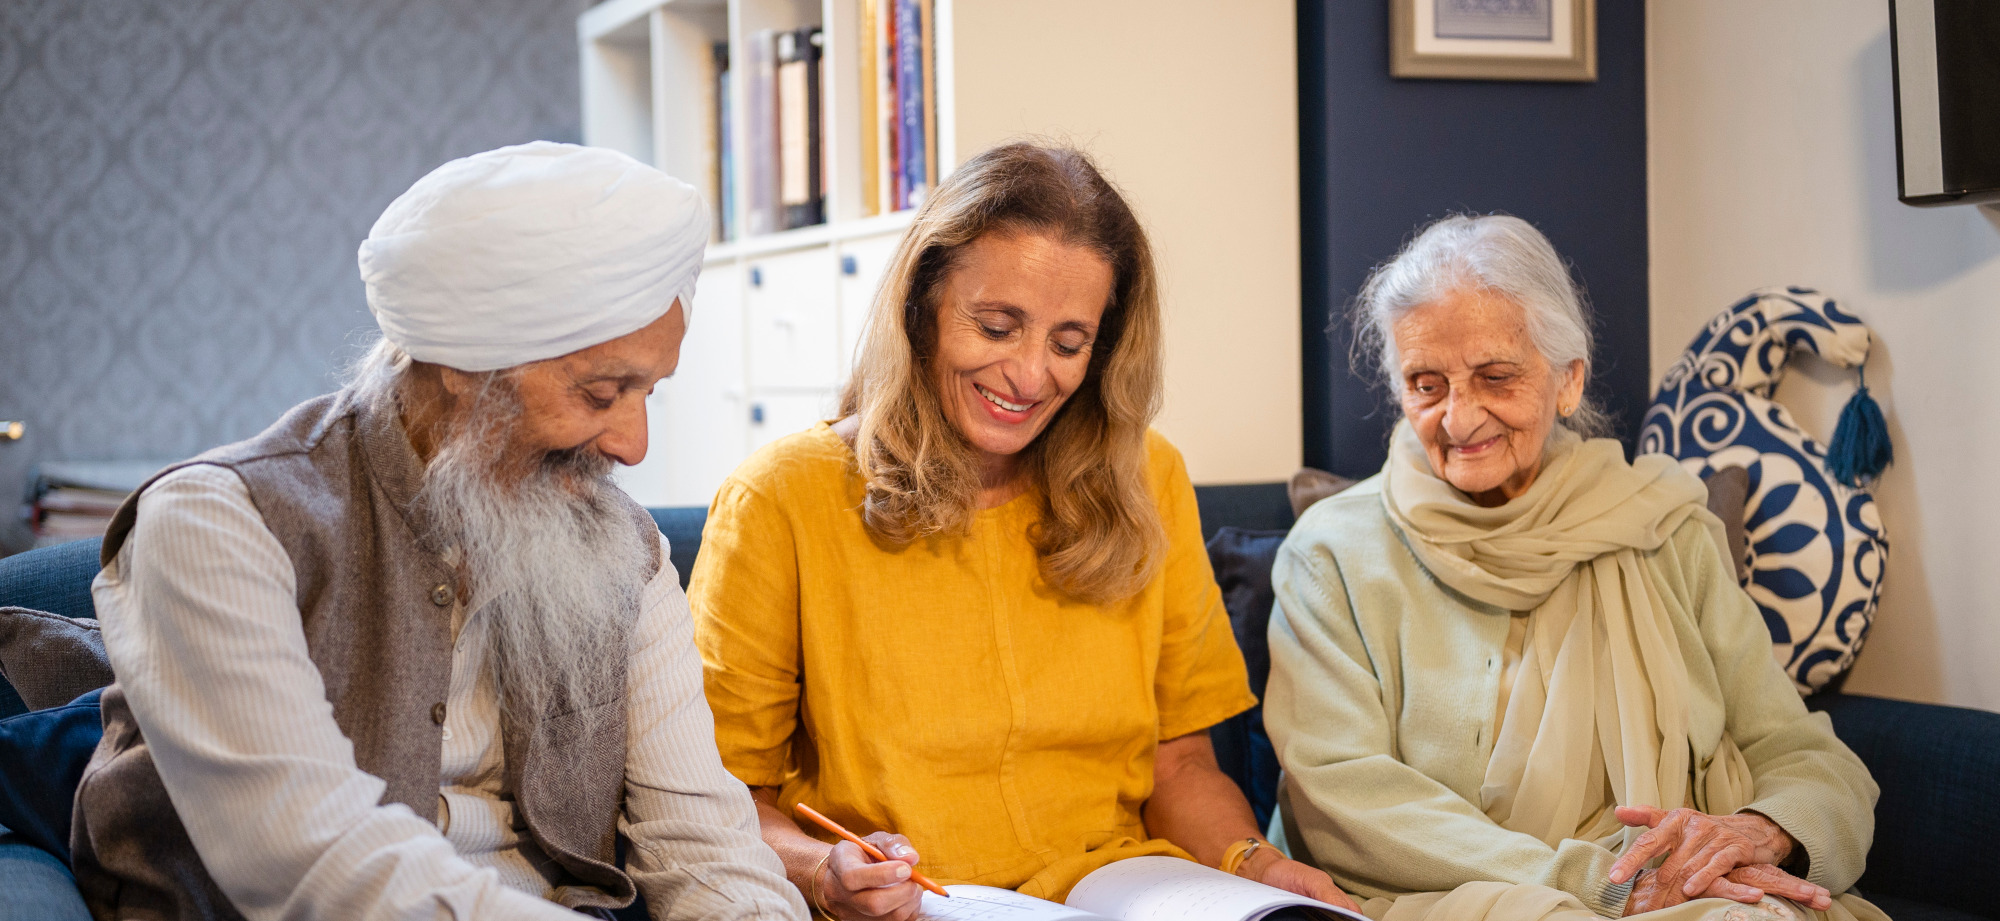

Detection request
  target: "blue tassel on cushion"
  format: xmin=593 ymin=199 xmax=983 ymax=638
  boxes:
xmin=1827 ymin=363 xmax=1893 ymax=487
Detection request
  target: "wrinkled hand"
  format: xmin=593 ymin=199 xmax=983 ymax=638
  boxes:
xmin=818 ymin=833 xmax=926 ymax=921
xmin=1240 ymin=847 xmax=1361 ymax=913
xmin=1610 ymin=806 xmax=1829 ymax=913
xmin=1624 ymin=865 xmax=1832 ymax=916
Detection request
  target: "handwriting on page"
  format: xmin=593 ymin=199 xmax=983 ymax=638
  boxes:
xmin=918 ymin=886 xmax=1110 ymax=921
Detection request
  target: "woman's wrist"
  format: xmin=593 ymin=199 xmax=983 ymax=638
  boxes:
xmin=1232 ymin=841 xmax=1284 ymax=881
xmin=806 ymin=846 xmax=837 ymax=921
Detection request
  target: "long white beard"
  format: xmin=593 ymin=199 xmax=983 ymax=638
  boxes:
xmin=415 ymin=381 xmax=647 ymax=733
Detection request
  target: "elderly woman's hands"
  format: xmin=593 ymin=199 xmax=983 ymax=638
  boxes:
xmin=1610 ymin=806 xmax=1831 ymax=914
xmin=1623 ymin=864 xmax=1829 ymax=916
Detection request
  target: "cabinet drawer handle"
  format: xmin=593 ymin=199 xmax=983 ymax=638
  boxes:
xmin=750 ymin=403 xmax=766 ymax=424
xmin=750 ymin=266 xmax=763 ymax=287
xmin=841 ymin=255 xmax=858 ymax=276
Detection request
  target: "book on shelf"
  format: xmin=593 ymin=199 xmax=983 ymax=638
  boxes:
xmin=894 ymin=0 xmax=928 ymax=210
xmin=745 ymin=29 xmax=781 ymax=237
xmin=716 ymin=5 xmax=935 ymax=236
xmin=714 ymin=41 xmax=735 ymax=242
xmin=874 ymin=0 xmax=897 ymax=215
xmin=777 ymin=27 xmax=825 ymax=230
xmin=904 ymin=0 xmax=932 ymax=208
xmin=859 ymin=0 xmax=881 ymax=217
xmin=921 ymin=0 xmax=937 ymax=202
xmin=860 ymin=0 xmax=935 ymax=216
xmin=916 ymin=857 xmax=1363 ymax=921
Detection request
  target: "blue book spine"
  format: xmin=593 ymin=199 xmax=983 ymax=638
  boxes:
xmin=894 ymin=0 xmax=925 ymax=209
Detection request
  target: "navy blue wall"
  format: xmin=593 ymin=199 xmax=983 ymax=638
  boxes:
xmin=1299 ymin=0 xmax=1650 ymax=477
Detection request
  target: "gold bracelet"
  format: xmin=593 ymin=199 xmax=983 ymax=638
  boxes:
xmin=1219 ymin=837 xmax=1265 ymax=877
xmin=808 ymin=848 xmax=837 ymax=921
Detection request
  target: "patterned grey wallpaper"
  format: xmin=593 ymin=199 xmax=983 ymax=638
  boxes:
xmin=0 ymin=0 xmax=588 ymax=552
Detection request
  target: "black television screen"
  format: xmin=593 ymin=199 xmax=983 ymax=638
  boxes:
xmin=1890 ymin=0 xmax=2000 ymax=206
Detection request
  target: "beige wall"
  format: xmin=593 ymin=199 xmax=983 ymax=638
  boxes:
xmin=948 ymin=1 xmax=1303 ymax=484
xmin=1649 ymin=1 xmax=2000 ymax=711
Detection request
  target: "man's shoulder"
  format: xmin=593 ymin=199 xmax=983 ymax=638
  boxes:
xmin=105 ymin=393 xmax=359 ymax=563
xmin=194 ymin=393 xmax=354 ymax=469
xmin=143 ymin=462 xmax=254 ymax=499
xmin=131 ymin=394 xmax=356 ymax=508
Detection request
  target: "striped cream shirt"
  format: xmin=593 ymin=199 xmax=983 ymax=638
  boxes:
xmin=93 ymin=463 xmax=807 ymax=921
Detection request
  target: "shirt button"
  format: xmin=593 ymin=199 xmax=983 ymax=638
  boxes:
xmin=431 ymin=702 xmax=447 ymax=725
xmin=431 ymin=583 xmax=453 ymax=607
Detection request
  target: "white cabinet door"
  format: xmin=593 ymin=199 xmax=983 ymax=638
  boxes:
xmin=835 ymin=231 xmax=904 ymax=380
xmin=749 ymin=390 xmax=838 ymax=451
xmin=745 ymin=246 xmax=842 ymax=390
xmin=614 ymin=260 xmax=750 ymax=509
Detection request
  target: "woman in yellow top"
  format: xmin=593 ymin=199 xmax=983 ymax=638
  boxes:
xmin=690 ymin=143 xmax=1355 ymax=921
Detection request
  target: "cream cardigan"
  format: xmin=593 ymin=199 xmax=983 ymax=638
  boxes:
xmin=1264 ymin=475 xmax=1878 ymax=918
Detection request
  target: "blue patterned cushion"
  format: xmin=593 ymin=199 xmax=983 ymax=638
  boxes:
xmin=1640 ymin=287 xmax=1888 ymax=694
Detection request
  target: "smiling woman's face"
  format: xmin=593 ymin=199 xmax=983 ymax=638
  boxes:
xmin=1392 ymin=288 xmax=1584 ymax=506
xmin=930 ymin=229 xmax=1113 ymax=481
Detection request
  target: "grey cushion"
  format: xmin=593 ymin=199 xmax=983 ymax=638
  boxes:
xmin=1702 ymin=465 xmax=1752 ymax=583
xmin=1287 ymin=467 xmax=1358 ymax=519
xmin=0 ymin=607 xmax=112 ymax=711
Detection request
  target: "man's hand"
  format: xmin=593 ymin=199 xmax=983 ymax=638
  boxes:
xmin=1240 ymin=847 xmax=1361 ymax=913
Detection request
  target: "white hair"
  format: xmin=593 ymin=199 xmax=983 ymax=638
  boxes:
xmin=1351 ymin=214 xmax=1609 ymax=437
xmin=348 ymin=336 xmax=645 ymax=731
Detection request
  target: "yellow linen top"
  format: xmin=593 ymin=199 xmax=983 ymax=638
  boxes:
xmin=690 ymin=423 xmax=1257 ymax=900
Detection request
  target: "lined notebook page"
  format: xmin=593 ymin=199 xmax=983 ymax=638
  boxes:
xmin=1064 ymin=857 xmax=1366 ymax=921
xmin=918 ymin=886 xmax=1112 ymax=921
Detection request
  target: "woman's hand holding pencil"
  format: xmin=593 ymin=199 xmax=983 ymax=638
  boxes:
xmin=794 ymin=803 xmax=945 ymax=921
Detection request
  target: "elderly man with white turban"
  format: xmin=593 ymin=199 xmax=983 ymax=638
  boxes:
xmin=68 ymin=143 xmax=805 ymax=921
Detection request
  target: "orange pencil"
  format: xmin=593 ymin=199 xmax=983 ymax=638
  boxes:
xmin=794 ymin=802 xmax=950 ymax=898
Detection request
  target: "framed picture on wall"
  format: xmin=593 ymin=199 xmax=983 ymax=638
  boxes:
xmin=1391 ymin=0 xmax=1597 ymax=82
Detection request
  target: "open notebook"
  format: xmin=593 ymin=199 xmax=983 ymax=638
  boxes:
xmin=917 ymin=857 xmax=1366 ymax=921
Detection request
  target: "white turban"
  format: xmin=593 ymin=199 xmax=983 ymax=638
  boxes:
xmin=358 ymin=141 xmax=708 ymax=372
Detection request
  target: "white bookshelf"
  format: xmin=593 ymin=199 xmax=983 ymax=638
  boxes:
xmin=584 ymin=0 xmax=1305 ymax=506
xmin=582 ymin=0 xmax=943 ymax=506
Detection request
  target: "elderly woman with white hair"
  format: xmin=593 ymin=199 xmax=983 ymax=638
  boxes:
xmin=1263 ymin=215 xmax=1889 ymax=921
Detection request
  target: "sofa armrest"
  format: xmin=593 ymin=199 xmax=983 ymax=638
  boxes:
xmin=1808 ymin=692 xmax=2000 ymax=918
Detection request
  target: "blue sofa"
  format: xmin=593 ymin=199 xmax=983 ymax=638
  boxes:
xmin=1 ymin=486 xmax=1993 ymax=919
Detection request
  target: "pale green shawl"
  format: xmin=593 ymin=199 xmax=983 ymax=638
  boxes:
xmin=1351 ymin=423 xmax=1885 ymax=921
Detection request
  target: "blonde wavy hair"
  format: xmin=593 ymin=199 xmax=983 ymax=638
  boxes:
xmin=838 ymin=142 xmax=1166 ymax=604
